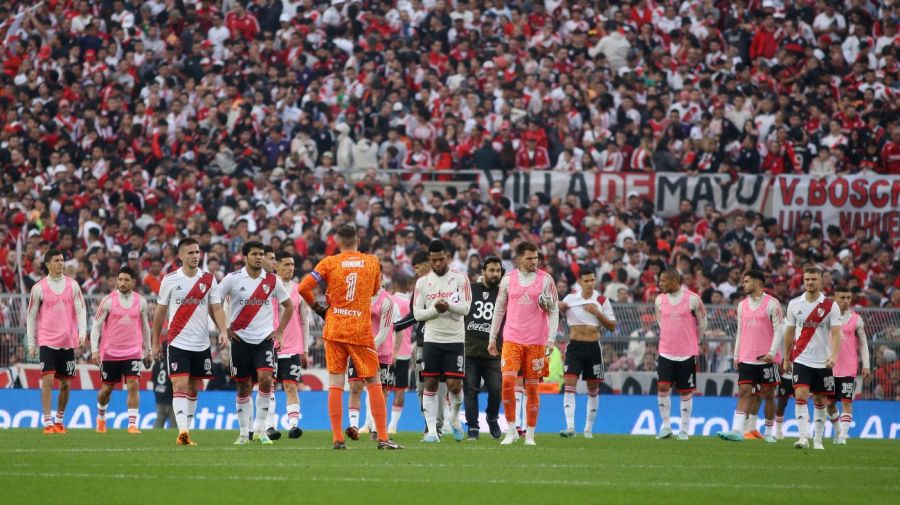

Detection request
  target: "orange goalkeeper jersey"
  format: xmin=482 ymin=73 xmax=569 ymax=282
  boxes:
xmin=305 ymin=251 xmax=381 ymax=346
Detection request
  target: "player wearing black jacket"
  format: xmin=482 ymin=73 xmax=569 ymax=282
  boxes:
xmin=463 ymin=257 xmax=505 ymax=440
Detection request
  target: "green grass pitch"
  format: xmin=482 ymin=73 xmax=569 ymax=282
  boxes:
xmin=1 ymin=430 xmax=897 ymax=505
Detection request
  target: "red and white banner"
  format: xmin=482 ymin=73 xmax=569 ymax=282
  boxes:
xmin=772 ymin=174 xmax=900 ymax=238
xmin=486 ymin=170 xmax=655 ymax=207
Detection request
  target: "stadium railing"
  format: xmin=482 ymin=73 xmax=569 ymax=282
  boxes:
xmin=0 ymin=294 xmax=897 ymax=399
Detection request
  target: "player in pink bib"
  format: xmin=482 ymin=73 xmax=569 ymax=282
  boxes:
xmin=718 ymin=270 xmax=783 ymax=443
xmin=827 ymin=286 xmax=871 ymax=445
xmin=271 ymin=251 xmax=311 ymax=440
xmin=387 ymin=277 xmax=414 ymax=435
xmin=488 ymin=241 xmax=560 ymax=446
xmin=26 ymin=249 xmax=87 ymax=434
xmin=352 ymin=287 xmax=395 ymax=439
xmin=89 ymin=266 xmax=151 ymax=434
xmin=654 ymin=268 xmax=707 ymax=441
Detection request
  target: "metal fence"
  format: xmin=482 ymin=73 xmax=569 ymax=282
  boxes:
xmin=1 ymin=294 xmax=897 ymax=399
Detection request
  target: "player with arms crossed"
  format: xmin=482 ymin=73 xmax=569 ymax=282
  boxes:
xmin=26 ymin=249 xmax=87 ymax=433
xmin=414 ymin=239 xmax=472 ymax=443
xmin=152 ymin=238 xmax=229 ymax=446
xmin=783 ymin=266 xmax=842 ymax=450
xmin=558 ymin=268 xmax=617 ymax=438
xmin=655 ymin=268 xmax=707 ymax=440
xmin=272 ymin=251 xmax=311 ymax=439
xmin=718 ymin=270 xmax=783 ymax=442
xmin=214 ymin=241 xmax=293 ymax=445
xmin=298 ymin=225 xmax=401 ymax=450
xmin=90 ymin=266 xmax=152 ymax=434
xmin=827 ymin=285 xmax=871 ymax=444
xmin=489 ymin=241 xmax=560 ymax=446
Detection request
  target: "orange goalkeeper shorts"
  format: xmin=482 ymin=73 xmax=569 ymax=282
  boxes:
xmin=501 ymin=342 xmax=546 ymax=380
xmin=324 ymin=340 xmax=379 ymax=378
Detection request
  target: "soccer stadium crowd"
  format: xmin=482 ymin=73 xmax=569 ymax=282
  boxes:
xmin=0 ymin=0 xmax=899 ymax=396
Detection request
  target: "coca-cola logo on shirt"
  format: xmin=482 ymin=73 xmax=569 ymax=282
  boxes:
xmin=466 ymin=321 xmax=491 ymax=333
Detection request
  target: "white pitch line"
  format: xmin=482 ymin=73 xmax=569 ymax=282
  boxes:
xmin=0 ymin=471 xmax=897 ymax=492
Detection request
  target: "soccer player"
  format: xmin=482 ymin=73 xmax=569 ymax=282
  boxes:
xmin=558 ymin=269 xmax=617 ymax=438
xmin=774 ymin=348 xmax=792 ymax=439
xmin=655 ymin=268 xmax=707 ymax=441
xmin=414 ymin=239 xmax=472 ymax=443
xmin=298 ymin=224 xmax=401 ymax=450
xmin=90 ymin=266 xmax=152 ymax=434
xmin=26 ymin=249 xmax=87 ymax=434
xmin=387 ymin=276 xmax=414 ymax=435
xmin=463 ymin=256 xmax=505 ymax=440
xmin=395 ymin=251 xmax=447 ymax=436
xmin=152 ymin=238 xmax=229 ymax=446
xmin=489 ymin=241 xmax=559 ymax=446
xmin=718 ymin=270 xmax=783 ymax=443
xmin=348 ymin=286 xmax=394 ymax=440
xmin=783 ymin=265 xmax=842 ymax=450
xmin=261 ymin=244 xmax=282 ymax=441
xmin=273 ymin=251 xmax=311 ymax=439
xmin=827 ymin=285 xmax=871 ymax=445
xmin=213 ymin=241 xmax=293 ymax=445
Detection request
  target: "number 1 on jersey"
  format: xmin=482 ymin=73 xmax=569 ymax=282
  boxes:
xmin=346 ymin=272 xmax=358 ymax=301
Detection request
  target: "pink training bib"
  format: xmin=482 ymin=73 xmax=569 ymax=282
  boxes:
xmin=36 ymin=277 xmax=78 ymax=349
xmin=834 ymin=312 xmax=861 ymax=378
xmin=277 ymin=281 xmax=306 ymax=356
xmin=738 ymin=294 xmax=775 ymax=363
xmin=372 ymin=290 xmax=393 ymax=365
xmin=504 ymin=270 xmax=549 ymax=346
xmin=658 ymin=290 xmax=699 ymax=356
xmin=100 ymin=292 xmax=144 ymax=360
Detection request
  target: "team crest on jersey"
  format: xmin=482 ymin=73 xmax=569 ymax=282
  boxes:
xmin=263 ymin=284 xmax=270 ymax=295
xmin=817 ymin=308 xmax=824 ymax=317
xmin=199 ymin=283 xmax=207 ymax=293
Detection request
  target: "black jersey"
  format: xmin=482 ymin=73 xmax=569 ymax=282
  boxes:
xmin=465 ymin=282 xmax=503 ymax=359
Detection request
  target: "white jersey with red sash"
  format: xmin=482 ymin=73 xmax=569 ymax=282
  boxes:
xmin=562 ymin=292 xmax=616 ymax=327
xmin=216 ymin=268 xmax=289 ymax=345
xmin=786 ymin=293 xmax=841 ymax=368
xmin=158 ymin=268 xmax=220 ymax=352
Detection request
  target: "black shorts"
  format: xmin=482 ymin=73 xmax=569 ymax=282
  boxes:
xmin=393 ymin=359 xmax=410 ymax=389
xmin=738 ymin=362 xmax=780 ymax=391
xmin=834 ymin=376 xmax=856 ymax=401
xmin=791 ymin=362 xmax=834 ymax=396
xmin=276 ymin=355 xmax=304 ymax=384
xmin=657 ymin=356 xmax=696 ymax=392
xmin=39 ymin=346 xmax=76 ymax=379
xmin=422 ymin=342 xmax=465 ymax=379
xmin=564 ymin=340 xmax=605 ymax=381
xmin=167 ymin=345 xmax=213 ymax=380
xmin=778 ymin=374 xmax=794 ymax=397
xmin=349 ymin=360 xmax=391 ymax=384
xmin=230 ymin=338 xmax=275 ymax=381
xmin=101 ymin=359 xmax=142 ymax=384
